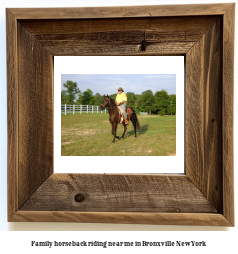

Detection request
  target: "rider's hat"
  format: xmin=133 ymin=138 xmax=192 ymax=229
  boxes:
xmin=118 ymin=87 xmax=124 ymax=92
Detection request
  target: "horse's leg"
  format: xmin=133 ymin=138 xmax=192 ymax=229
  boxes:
xmin=115 ymin=124 xmax=120 ymax=140
xmin=111 ymin=124 xmax=116 ymax=142
xmin=121 ymin=123 xmax=127 ymax=139
xmin=111 ymin=123 xmax=116 ymax=143
xmin=132 ymin=115 xmax=137 ymax=138
xmin=111 ymin=123 xmax=119 ymax=143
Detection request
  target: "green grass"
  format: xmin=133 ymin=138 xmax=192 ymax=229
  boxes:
xmin=61 ymin=113 xmax=176 ymax=156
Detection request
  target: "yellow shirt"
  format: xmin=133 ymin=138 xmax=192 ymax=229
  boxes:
xmin=116 ymin=93 xmax=127 ymax=103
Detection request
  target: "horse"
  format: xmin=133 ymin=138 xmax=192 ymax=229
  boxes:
xmin=100 ymin=95 xmax=140 ymax=143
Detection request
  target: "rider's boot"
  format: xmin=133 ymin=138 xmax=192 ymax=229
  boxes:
xmin=123 ymin=115 xmax=129 ymax=126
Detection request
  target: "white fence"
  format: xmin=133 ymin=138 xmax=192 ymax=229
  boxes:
xmin=61 ymin=104 xmax=108 ymax=115
xmin=140 ymin=112 xmax=148 ymax=115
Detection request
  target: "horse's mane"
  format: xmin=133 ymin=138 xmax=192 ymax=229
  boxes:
xmin=106 ymin=95 xmax=116 ymax=107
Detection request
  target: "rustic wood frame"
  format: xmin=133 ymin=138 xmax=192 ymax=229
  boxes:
xmin=7 ymin=3 xmax=234 ymax=226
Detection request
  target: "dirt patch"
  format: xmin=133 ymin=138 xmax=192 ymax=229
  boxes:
xmin=131 ymin=148 xmax=143 ymax=154
xmin=75 ymin=129 xmax=96 ymax=135
xmin=138 ymin=115 xmax=157 ymax=119
xmin=169 ymin=154 xmax=176 ymax=156
xmin=62 ymin=128 xmax=96 ymax=136
xmin=61 ymin=141 xmax=73 ymax=145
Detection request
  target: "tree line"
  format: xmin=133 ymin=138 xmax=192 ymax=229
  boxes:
xmin=61 ymin=80 xmax=176 ymax=115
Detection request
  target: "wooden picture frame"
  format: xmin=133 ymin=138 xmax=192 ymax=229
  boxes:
xmin=7 ymin=3 xmax=234 ymax=226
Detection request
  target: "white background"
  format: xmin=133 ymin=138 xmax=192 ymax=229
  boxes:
xmin=55 ymin=56 xmax=184 ymax=173
xmin=0 ymin=0 xmax=237 ymax=252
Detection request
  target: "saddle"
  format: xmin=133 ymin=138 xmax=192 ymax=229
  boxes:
xmin=117 ymin=106 xmax=133 ymax=124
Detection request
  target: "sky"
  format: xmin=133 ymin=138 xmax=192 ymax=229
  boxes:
xmin=61 ymin=74 xmax=176 ymax=96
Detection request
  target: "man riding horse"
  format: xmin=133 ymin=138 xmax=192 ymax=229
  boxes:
xmin=115 ymin=87 xmax=129 ymax=126
xmin=100 ymin=92 xmax=140 ymax=142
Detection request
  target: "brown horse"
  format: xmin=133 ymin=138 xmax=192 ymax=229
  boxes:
xmin=100 ymin=95 xmax=140 ymax=143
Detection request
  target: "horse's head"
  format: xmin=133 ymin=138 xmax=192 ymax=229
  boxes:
xmin=100 ymin=95 xmax=110 ymax=110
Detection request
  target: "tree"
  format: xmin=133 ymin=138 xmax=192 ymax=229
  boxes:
xmin=75 ymin=92 xmax=83 ymax=105
xmin=61 ymin=80 xmax=80 ymax=104
xmin=61 ymin=90 xmax=68 ymax=105
xmin=109 ymin=93 xmax=117 ymax=102
xmin=94 ymin=93 xmax=103 ymax=106
xmin=126 ymin=92 xmax=137 ymax=109
xmin=154 ymin=89 xmax=170 ymax=116
xmin=76 ymin=89 xmax=95 ymax=105
xmin=134 ymin=94 xmax=141 ymax=112
xmin=167 ymin=94 xmax=176 ymax=115
xmin=138 ymin=90 xmax=154 ymax=114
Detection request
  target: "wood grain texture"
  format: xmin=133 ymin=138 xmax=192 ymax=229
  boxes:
xmin=11 ymin=211 xmax=232 ymax=226
xmin=19 ymin=17 xmax=218 ymax=56
xmin=20 ymin=16 xmax=218 ymax=34
xmin=20 ymin=174 xmax=217 ymax=213
xmin=8 ymin=3 xmax=233 ymax=19
xmin=222 ymin=4 xmax=235 ymax=226
xmin=185 ymin=18 xmax=223 ymax=212
xmin=18 ymin=23 xmax=54 ymax=208
xmin=6 ymin=9 xmax=18 ymax=221
xmin=6 ymin=4 xmax=234 ymax=225
xmin=37 ymin=41 xmax=193 ymax=56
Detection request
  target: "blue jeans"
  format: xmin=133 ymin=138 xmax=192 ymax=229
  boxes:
xmin=121 ymin=103 xmax=127 ymax=119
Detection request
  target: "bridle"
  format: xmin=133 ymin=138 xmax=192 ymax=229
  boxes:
xmin=100 ymin=97 xmax=110 ymax=109
xmin=101 ymin=97 xmax=117 ymax=110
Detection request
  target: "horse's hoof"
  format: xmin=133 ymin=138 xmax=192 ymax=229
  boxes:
xmin=134 ymin=136 xmax=137 ymax=138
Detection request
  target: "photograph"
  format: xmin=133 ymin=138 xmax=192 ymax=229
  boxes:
xmin=54 ymin=56 xmax=184 ymax=174
xmin=61 ymin=74 xmax=177 ymax=156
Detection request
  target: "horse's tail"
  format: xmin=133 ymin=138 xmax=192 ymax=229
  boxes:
xmin=136 ymin=115 xmax=140 ymax=130
xmin=130 ymin=108 xmax=140 ymax=130
xmin=136 ymin=120 xmax=140 ymax=130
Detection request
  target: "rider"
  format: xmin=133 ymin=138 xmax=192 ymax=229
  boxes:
xmin=115 ymin=87 xmax=129 ymax=126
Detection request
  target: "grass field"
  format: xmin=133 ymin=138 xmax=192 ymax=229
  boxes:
xmin=61 ymin=113 xmax=176 ymax=156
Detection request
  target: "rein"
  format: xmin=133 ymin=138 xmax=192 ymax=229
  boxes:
xmin=108 ymin=105 xmax=118 ymax=110
xmin=101 ymin=97 xmax=118 ymax=110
